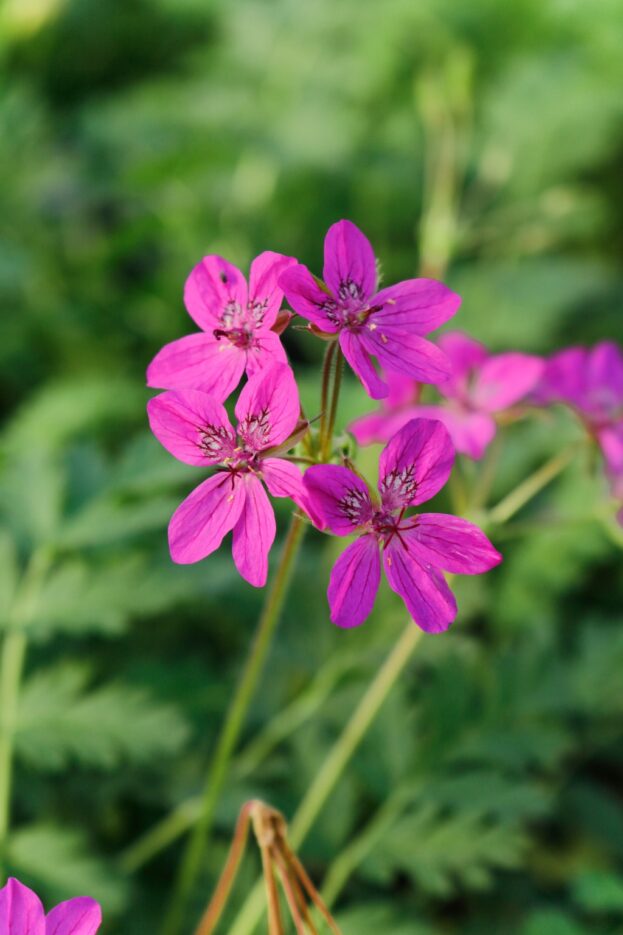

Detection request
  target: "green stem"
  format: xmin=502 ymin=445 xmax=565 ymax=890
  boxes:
xmin=318 ymin=342 xmax=337 ymax=456
xmin=0 ymin=548 xmax=51 ymax=878
xmin=487 ymin=444 xmax=578 ymax=526
xmin=228 ymin=625 xmax=423 ymax=935
xmin=161 ymin=513 xmax=306 ymax=935
xmin=321 ymin=348 xmax=344 ymax=461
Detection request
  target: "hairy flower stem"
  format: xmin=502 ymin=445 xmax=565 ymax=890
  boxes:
xmin=318 ymin=342 xmax=337 ymax=457
xmin=322 ymin=348 xmax=344 ymax=462
xmin=487 ymin=443 xmax=579 ymax=526
xmin=228 ymin=625 xmax=424 ymax=935
xmin=162 ymin=514 xmax=306 ymax=935
xmin=0 ymin=548 xmax=51 ymax=878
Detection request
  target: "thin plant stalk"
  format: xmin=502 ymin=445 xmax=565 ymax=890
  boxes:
xmin=321 ymin=348 xmax=344 ymax=461
xmin=318 ymin=342 xmax=337 ymax=455
xmin=193 ymin=803 xmax=253 ymax=935
xmin=162 ymin=513 xmax=306 ymax=935
xmin=488 ymin=443 xmax=579 ymax=526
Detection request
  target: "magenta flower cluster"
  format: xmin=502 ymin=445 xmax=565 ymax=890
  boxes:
xmin=147 ymin=219 xmax=621 ymax=633
xmin=0 ymin=878 xmax=100 ymax=935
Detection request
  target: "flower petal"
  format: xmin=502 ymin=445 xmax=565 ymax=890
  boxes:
xmin=0 ymin=878 xmax=45 ymax=935
xmin=328 ymin=535 xmax=381 ymax=628
xmin=587 ymin=342 xmax=623 ymax=413
xmin=339 ymin=331 xmax=388 ymax=399
xmin=235 ymin=364 xmax=300 ymax=451
xmin=248 ymin=251 xmax=297 ymax=328
xmin=323 ymin=220 xmax=377 ymax=303
xmin=378 ymin=418 xmax=455 ymax=509
xmin=279 ymin=264 xmax=340 ymax=332
xmin=383 ymin=540 xmax=457 ymax=633
xmin=373 ymin=279 xmax=461 ymax=335
xmin=184 ymin=256 xmax=247 ymax=331
xmin=262 ymin=458 xmax=308 ymax=513
xmin=408 ymin=515 xmax=502 ymax=574
xmin=245 ymin=329 xmax=288 ymax=377
xmin=168 ymin=473 xmax=245 ymax=564
xmin=147 ymin=390 xmax=235 ymax=466
xmin=232 ymin=476 xmax=276 ymax=587
xmin=46 ymin=898 xmax=101 ymax=935
xmin=472 ymin=353 xmax=544 ymax=412
xmin=598 ymin=422 xmax=623 ymax=497
xmin=361 ymin=328 xmax=451 ymax=385
xmin=303 ymin=464 xmax=373 ymax=534
xmin=406 ymin=404 xmax=497 ymax=460
xmin=535 ymin=347 xmax=587 ymax=407
xmin=146 ymin=332 xmax=246 ymax=401
xmin=349 ymin=407 xmax=420 ymax=446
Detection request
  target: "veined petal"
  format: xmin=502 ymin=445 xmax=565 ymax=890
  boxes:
xmin=184 ymin=255 xmax=247 ymax=331
xmin=339 ymin=331 xmax=388 ymax=399
xmin=323 ymin=220 xmax=377 ymax=303
xmin=373 ymin=279 xmax=461 ymax=335
xmin=328 ymin=535 xmax=381 ymax=628
xmin=407 ymin=516 xmax=502 ymax=574
xmin=235 ymin=364 xmax=300 ymax=451
xmin=0 ymin=878 xmax=45 ymax=935
xmin=147 ymin=332 xmax=246 ymax=401
xmin=46 ymin=898 xmax=102 ymax=935
xmin=303 ymin=464 xmax=373 ymax=534
xmin=245 ymin=329 xmax=288 ymax=377
xmin=232 ymin=476 xmax=276 ymax=587
xmin=383 ymin=539 xmax=457 ymax=633
xmin=168 ymin=473 xmax=245 ymax=564
xmin=279 ymin=264 xmax=340 ymax=332
xmin=147 ymin=390 xmax=236 ymax=466
xmin=248 ymin=251 xmax=297 ymax=328
xmin=262 ymin=458 xmax=308 ymax=513
xmin=361 ymin=328 xmax=451 ymax=386
xmin=472 ymin=353 xmax=544 ymax=412
xmin=378 ymin=418 xmax=455 ymax=509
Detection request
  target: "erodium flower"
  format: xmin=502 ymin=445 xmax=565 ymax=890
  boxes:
xmin=351 ymin=332 xmax=543 ymax=459
xmin=304 ymin=418 xmax=501 ymax=631
xmin=278 ymin=220 xmax=460 ymax=399
xmin=148 ymin=364 xmax=307 ymax=586
xmin=536 ymin=341 xmax=623 ymax=499
xmin=147 ymin=251 xmax=297 ymax=402
xmin=0 ymin=877 xmax=101 ymax=934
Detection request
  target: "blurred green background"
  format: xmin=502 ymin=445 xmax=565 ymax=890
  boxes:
xmin=1 ymin=0 xmax=623 ymax=932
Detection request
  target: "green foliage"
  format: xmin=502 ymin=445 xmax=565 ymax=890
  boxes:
xmin=1 ymin=0 xmax=622 ymax=932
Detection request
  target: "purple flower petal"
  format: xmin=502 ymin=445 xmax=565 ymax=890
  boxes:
xmin=598 ymin=422 xmax=623 ymax=497
xmin=328 ymin=534 xmax=381 ymax=628
xmin=535 ymin=347 xmax=587 ymax=407
xmin=383 ymin=539 xmax=457 ymax=633
xmin=360 ymin=328 xmax=451 ymax=385
xmin=373 ymin=279 xmax=461 ymax=335
xmin=472 ymin=353 xmax=544 ymax=412
xmin=146 ymin=332 xmax=246 ymax=401
xmin=350 ymin=407 xmax=419 ymax=446
xmin=408 ymin=515 xmax=502 ymax=574
xmin=245 ymin=329 xmax=289 ymax=377
xmin=378 ymin=418 xmax=455 ymax=509
xmin=303 ymin=464 xmax=373 ymax=534
xmin=407 ymin=404 xmax=497 ymax=460
xmin=262 ymin=458 xmax=308 ymax=513
xmin=0 ymin=878 xmax=45 ymax=935
xmin=279 ymin=264 xmax=340 ymax=332
xmin=147 ymin=390 xmax=235 ymax=466
xmin=339 ymin=331 xmax=388 ymax=399
xmin=323 ymin=220 xmax=377 ymax=304
xmin=168 ymin=472 xmax=245 ymax=564
xmin=184 ymin=255 xmax=247 ymax=332
xmin=235 ymin=364 xmax=300 ymax=451
xmin=248 ymin=251 xmax=297 ymax=329
xmin=232 ymin=476 xmax=276 ymax=587
xmin=586 ymin=342 xmax=623 ymax=412
xmin=46 ymin=898 xmax=102 ymax=935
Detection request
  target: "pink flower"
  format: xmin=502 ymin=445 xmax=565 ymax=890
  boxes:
xmin=147 ymin=251 xmax=297 ymax=402
xmin=0 ymin=877 xmax=101 ymax=934
xmin=303 ymin=419 xmax=501 ymax=632
xmin=148 ymin=364 xmax=307 ymax=586
xmin=278 ymin=220 xmax=460 ymax=399
xmin=536 ymin=341 xmax=623 ymax=499
xmin=351 ymin=332 xmax=544 ymax=459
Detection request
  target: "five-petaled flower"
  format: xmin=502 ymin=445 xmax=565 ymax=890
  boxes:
xmin=148 ymin=364 xmax=308 ymax=586
xmin=303 ymin=418 xmax=501 ymax=632
xmin=351 ymin=332 xmax=543 ymax=459
xmin=278 ymin=220 xmax=461 ymax=400
xmin=147 ymin=251 xmax=297 ymax=402
xmin=0 ymin=877 xmax=101 ymax=934
xmin=536 ymin=341 xmax=623 ymax=500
